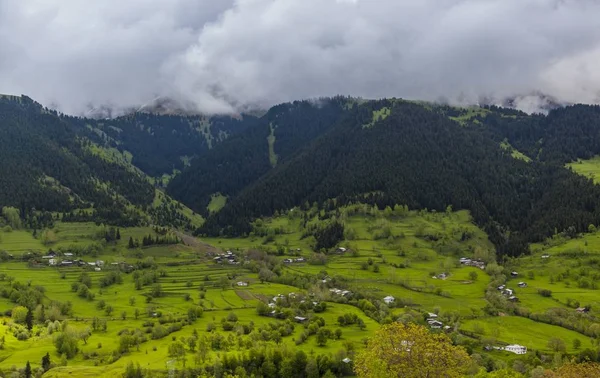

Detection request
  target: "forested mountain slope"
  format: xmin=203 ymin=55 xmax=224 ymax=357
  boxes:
xmin=198 ymin=100 xmax=600 ymax=257
xmin=0 ymin=96 xmax=155 ymax=226
xmin=68 ymin=112 xmax=258 ymax=178
xmin=167 ymin=98 xmax=350 ymax=215
xmin=0 ymin=95 xmax=235 ymax=229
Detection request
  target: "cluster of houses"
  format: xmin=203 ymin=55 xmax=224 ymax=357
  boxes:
xmin=426 ymin=312 xmax=450 ymax=330
xmin=213 ymin=251 xmax=240 ymax=265
xmin=497 ymin=284 xmax=520 ymax=302
xmin=42 ymin=251 xmax=107 ymax=270
xmin=264 ymin=293 xmax=320 ymax=323
xmin=459 ymin=257 xmax=486 ymax=269
xmin=329 ymin=288 xmax=352 ymax=297
xmin=283 ymin=257 xmax=305 ymax=264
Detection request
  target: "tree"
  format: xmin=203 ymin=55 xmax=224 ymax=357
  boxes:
xmin=25 ymin=308 xmax=33 ymax=331
xmin=24 ymin=361 xmax=32 ymax=378
xmin=355 ymin=322 xmax=471 ymax=378
xmin=554 ymin=362 xmax=600 ymax=377
xmin=128 ymin=237 xmax=135 ymax=249
xmin=12 ymin=306 xmax=28 ymax=324
xmin=53 ymin=327 xmax=80 ymax=359
xmin=573 ymin=338 xmax=582 ymax=350
xmin=80 ymin=327 xmax=91 ymax=345
xmin=151 ymin=283 xmax=163 ymax=297
xmin=41 ymin=230 xmax=58 ymax=246
xmin=218 ymin=276 xmax=230 ymax=290
xmin=316 ymin=328 xmax=329 ymax=347
xmin=256 ymin=301 xmax=270 ymax=316
xmin=548 ymin=337 xmax=566 ymax=353
xmin=105 ymin=305 xmax=114 ymax=316
xmin=469 ymin=271 xmax=478 ymax=281
xmin=41 ymin=352 xmax=51 ymax=371
xmin=2 ymin=207 xmax=22 ymax=229
xmin=168 ymin=341 xmax=186 ymax=367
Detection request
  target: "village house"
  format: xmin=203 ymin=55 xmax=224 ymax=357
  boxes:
xmin=294 ymin=316 xmax=307 ymax=323
xmin=383 ymin=296 xmax=395 ymax=305
xmin=459 ymin=257 xmax=486 ymax=269
xmin=504 ymin=344 xmax=527 ymax=354
xmin=236 ymin=281 xmax=248 ymax=287
xmin=518 ymin=282 xmax=527 ymax=288
xmin=428 ymin=320 xmax=443 ymax=329
xmin=511 ymin=271 xmax=519 ymax=277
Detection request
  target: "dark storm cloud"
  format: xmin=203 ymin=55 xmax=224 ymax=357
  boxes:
xmin=1 ymin=0 xmax=599 ymax=114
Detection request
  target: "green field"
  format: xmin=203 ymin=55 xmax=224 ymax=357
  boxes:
xmin=462 ymin=316 xmax=593 ymax=353
xmin=0 ymin=205 xmax=598 ymax=376
xmin=500 ymin=139 xmax=531 ymax=162
xmin=207 ymin=193 xmax=227 ymax=214
xmin=567 ymin=156 xmax=600 ymax=184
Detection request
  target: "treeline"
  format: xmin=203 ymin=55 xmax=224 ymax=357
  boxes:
xmin=198 ymin=100 xmax=600 ymax=257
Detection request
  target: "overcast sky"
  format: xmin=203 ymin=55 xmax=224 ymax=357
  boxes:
xmin=1 ymin=0 xmax=600 ymax=115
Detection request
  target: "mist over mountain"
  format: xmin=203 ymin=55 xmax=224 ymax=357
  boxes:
xmin=2 ymin=1 xmax=600 ymax=115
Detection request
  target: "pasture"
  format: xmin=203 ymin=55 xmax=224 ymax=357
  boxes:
xmin=0 ymin=205 xmax=598 ymax=376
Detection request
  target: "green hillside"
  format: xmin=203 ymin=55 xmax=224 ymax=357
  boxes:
xmin=4 ymin=95 xmax=600 ymax=376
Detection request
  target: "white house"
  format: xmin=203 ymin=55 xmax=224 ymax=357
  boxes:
xmin=48 ymin=259 xmax=57 ymax=266
xmin=504 ymin=344 xmax=527 ymax=354
xmin=383 ymin=296 xmax=395 ymax=305
xmin=236 ymin=281 xmax=248 ymax=287
xmin=428 ymin=320 xmax=443 ymax=329
xmin=427 ymin=312 xmax=438 ymax=318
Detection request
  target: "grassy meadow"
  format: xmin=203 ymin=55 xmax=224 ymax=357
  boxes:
xmin=0 ymin=204 xmax=599 ymax=376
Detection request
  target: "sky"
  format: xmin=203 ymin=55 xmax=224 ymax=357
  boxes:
xmin=1 ymin=0 xmax=600 ymax=115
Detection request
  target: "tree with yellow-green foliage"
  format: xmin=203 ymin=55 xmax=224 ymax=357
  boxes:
xmin=354 ymin=322 xmax=471 ymax=378
xmin=552 ymin=362 xmax=600 ymax=377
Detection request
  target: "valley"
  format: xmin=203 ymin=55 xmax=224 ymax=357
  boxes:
xmin=3 ymin=94 xmax=600 ymax=376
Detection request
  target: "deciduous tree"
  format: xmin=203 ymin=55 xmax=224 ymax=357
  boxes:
xmin=354 ymin=322 xmax=470 ymax=378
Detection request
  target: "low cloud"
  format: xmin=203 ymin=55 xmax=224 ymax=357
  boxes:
xmin=1 ymin=0 xmax=600 ymax=115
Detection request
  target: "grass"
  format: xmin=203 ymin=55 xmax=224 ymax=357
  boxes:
xmin=449 ymin=107 xmax=490 ymax=125
xmin=363 ymin=107 xmax=391 ymax=128
xmin=0 ymin=229 xmax=45 ymax=253
xmin=567 ymin=156 xmax=600 ymax=184
xmin=207 ymin=193 xmax=227 ymax=214
xmin=500 ymin=139 xmax=531 ymax=162
xmin=267 ymin=123 xmax=278 ymax=168
xmin=2 ymin=205 xmax=598 ymax=375
xmin=462 ymin=316 xmax=592 ymax=353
